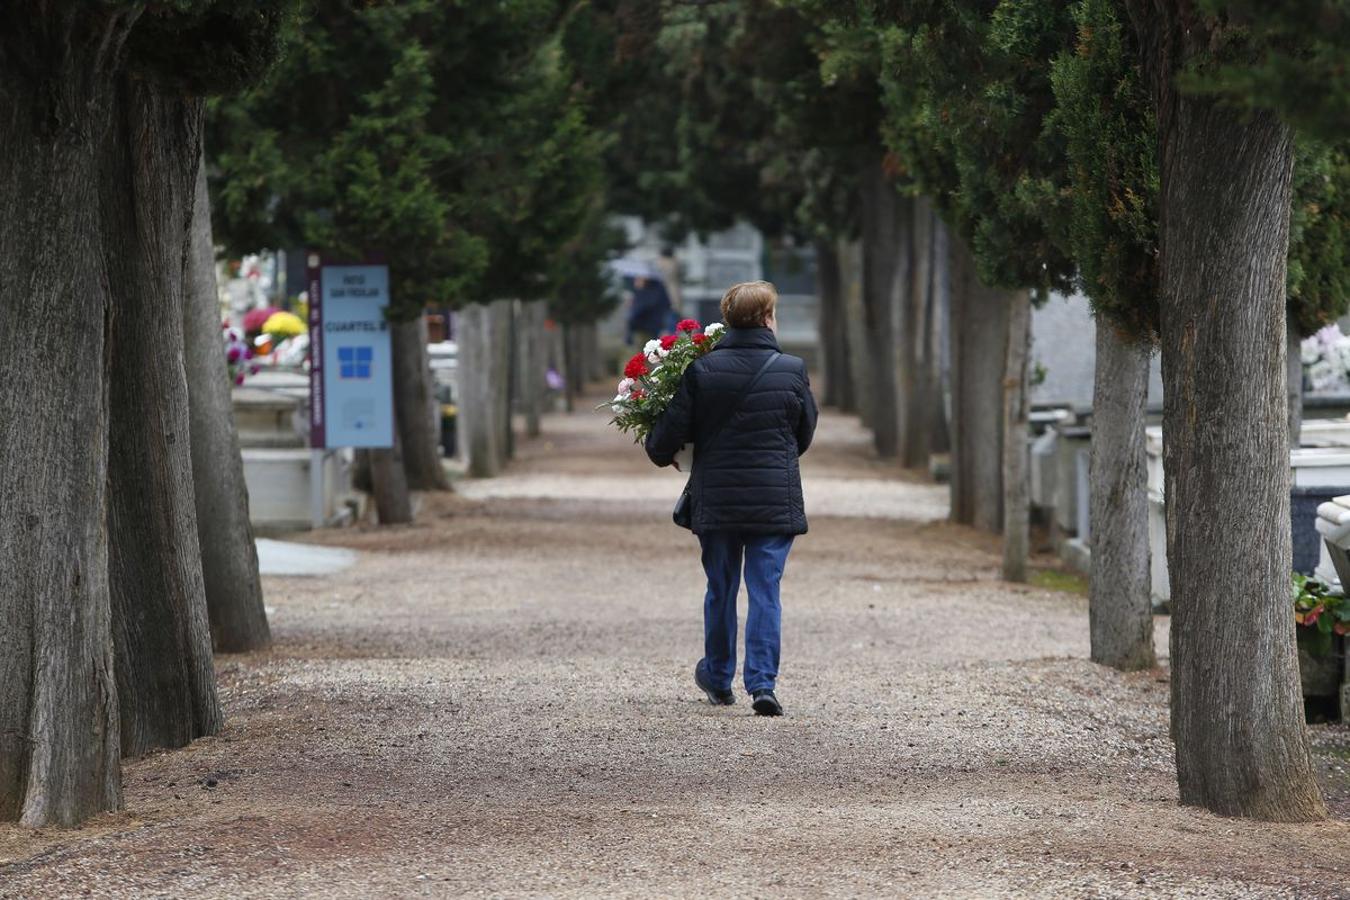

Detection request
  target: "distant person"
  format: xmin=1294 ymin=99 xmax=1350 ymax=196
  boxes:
xmin=625 ymin=275 xmax=672 ymax=348
xmin=654 ymin=246 xmax=684 ymax=329
xmin=644 ymin=281 xmax=818 ymax=716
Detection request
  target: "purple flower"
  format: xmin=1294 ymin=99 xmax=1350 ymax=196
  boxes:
xmin=226 ymin=346 xmax=242 ymax=363
xmin=244 ymin=347 xmax=255 ymax=360
xmin=234 ymin=372 xmax=246 ymax=386
xmin=249 ymin=364 xmax=260 ymax=375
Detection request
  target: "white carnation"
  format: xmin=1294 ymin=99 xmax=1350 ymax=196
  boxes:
xmin=616 ymin=377 xmax=635 ymax=394
xmin=704 ymin=322 xmax=725 ymax=337
xmin=611 ymin=402 xmax=625 ymax=413
xmin=643 ymin=339 xmax=662 ymax=356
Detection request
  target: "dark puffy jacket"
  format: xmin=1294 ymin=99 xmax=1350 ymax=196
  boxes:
xmin=645 ymin=327 xmax=818 ymax=535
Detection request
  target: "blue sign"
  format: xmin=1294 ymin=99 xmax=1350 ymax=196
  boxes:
xmin=308 ymin=262 xmax=394 ymax=449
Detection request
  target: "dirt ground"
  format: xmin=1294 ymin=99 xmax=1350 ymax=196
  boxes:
xmin=3 ymin=404 xmax=1349 ymax=899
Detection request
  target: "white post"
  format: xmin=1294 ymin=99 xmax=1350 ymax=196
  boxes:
xmin=310 ymin=447 xmax=325 ymax=530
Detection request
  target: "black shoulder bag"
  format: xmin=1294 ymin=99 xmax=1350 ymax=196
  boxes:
xmin=673 ymin=352 xmax=782 ymax=530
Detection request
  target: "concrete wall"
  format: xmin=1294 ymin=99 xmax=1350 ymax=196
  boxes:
xmin=1030 ymin=290 xmax=1163 ymax=410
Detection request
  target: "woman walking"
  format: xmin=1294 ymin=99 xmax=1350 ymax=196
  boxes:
xmin=644 ymin=281 xmax=818 ymax=716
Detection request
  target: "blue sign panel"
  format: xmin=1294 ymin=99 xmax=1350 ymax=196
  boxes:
xmin=308 ymin=262 xmax=394 ymax=449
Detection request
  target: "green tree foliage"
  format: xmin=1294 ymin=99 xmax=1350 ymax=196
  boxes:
xmin=1047 ymin=0 xmax=1159 ymax=336
xmin=862 ymin=1 xmax=1077 ymax=296
xmin=1288 ymin=141 xmax=1350 ymax=334
xmin=1181 ymin=0 xmax=1350 ymax=143
xmin=211 ymin=0 xmax=615 ymax=323
xmin=462 ymin=35 xmax=616 ymax=307
xmin=1048 ymin=0 xmax=1348 ymax=340
xmin=565 ymin=1 xmax=869 ymax=243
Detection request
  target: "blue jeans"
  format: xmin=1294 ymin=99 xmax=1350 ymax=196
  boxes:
xmin=698 ymin=532 xmax=795 ymax=695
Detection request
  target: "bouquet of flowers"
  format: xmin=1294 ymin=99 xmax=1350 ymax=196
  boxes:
xmin=604 ymin=319 xmax=725 ymax=441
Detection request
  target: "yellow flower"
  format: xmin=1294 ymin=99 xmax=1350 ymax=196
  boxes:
xmin=262 ymin=311 xmax=306 ymax=339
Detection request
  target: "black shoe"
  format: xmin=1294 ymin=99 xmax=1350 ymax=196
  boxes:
xmin=694 ymin=662 xmax=735 ymax=706
xmin=752 ymin=690 xmax=783 ymax=717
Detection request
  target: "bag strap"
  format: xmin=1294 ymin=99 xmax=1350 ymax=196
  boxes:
xmin=698 ymin=351 xmax=782 ymax=454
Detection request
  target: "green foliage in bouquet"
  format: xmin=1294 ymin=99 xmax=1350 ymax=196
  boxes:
xmin=602 ymin=321 xmax=725 ymax=442
xmin=1293 ymin=574 xmax=1350 ymax=657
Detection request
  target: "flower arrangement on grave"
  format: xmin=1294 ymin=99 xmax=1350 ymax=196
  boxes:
xmin=1292 ymin=573 xmax=1350 ymax=657
xmin=602 ymin=319 xmax=724 ymax=441
xmin=262 ymin=310 xmax=306 ymax=341
xmin=1301 ymin=324 xmax=1350 ymax=392
xmin=223 ymin=323 xmax=260 ymax=387
xmin=243 ymin=305 xmax=282 ymax=338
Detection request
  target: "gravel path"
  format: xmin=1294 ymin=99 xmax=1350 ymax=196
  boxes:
xmin=2 ymin=404 xmax=1349 ymax=898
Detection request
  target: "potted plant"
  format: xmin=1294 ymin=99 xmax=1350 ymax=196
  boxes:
xmin=1292 ymin=574 xmax=1349 ymax=700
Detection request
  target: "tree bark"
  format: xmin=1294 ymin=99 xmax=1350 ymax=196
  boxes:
xmin=901 ymin=197 xmax=937 ymax=469
xmin=948 ymin=235 xmax=1008 ymax=532
xmin=1287 ymin=321 xmax=1303 ymax=451
xmin=368 ymin=436 xmax=413 ymax=525
xmin=1089 ymin=325 xmax=1155 ymax=669
xmin=104 ymin=82 xmax=222 ymax=759
xmin=562 ymin=322 xmax=579 ymax=414
xmin=586 ymin=321 xmax=606 ymax=384
xmin=184 ymin=147 xmax=271 ymax=654
xmin=460 ymin=300 xmax=515 ymax=477
xmin=1150 ymin=84 xmax=1325 ymax=820
xmin=1001 ymin=291 xmax=1032 ymax=582
xmin=504 ymin=302 xmax=518 ymax=461
xmin=815 ymin=239 xmax=854 ymax=412
xmin=391 ymin=316 xmax=449 ymax=491
xmin=839 ymin=238 xmax=872 ymax=428
xmin=519 ymin=300 xmax=548 ymax=438
xmin=0 ymin=33 xmax=122 ymax=826
xmin=926 ymin=213 xmax=951 ymax=457
xmin=859 ymin=156 xmax=910 ymax=458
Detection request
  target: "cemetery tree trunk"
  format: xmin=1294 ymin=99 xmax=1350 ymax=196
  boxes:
xmin=901 ymin=198 xmax=937 ymax=469
xmin=815 ymin=239 xmax=855 ymax=412
xmin=1130 ymin=4 xmax=1326 ymax=818
xmin=391 ymin=316 xmax=449 ymax=491
xmin=184 ymin=149 xmax=271 ymax=653
xmin=839 ymin=239 xmax=873 ymax=429
xmin=369 ymin=430 xmax=413 ymax=524
xmin=859 ymin=156 xmax=909 ymax=458
xmin=586 ymin=322 xmax=605 ymax=384
xmin=1089 ymin=325 xmax=1155 ymax=670
xmin=104 ymin=83 xmax=222 ymax=758
xmin=504 ymin=304 xmax=517 ymax=462
xmin=1287 ymin=321 xmax=1303 ymax=451
xmin=460 ymin=300 xmax=515 ymax=477
xmin=1001 ymin=291 xmax=1032 ymax=582
xmin=561 ymin=322 xmax=579 ymax=414
xmin=948 ymin=236 xmax=1007 ymax=532
xmin=0 ymin=21 xmax=123 ymax=824
xmin=927 ymin=218 xmax=952 ymax=458
xmin=519 ymin=300 xmax=548 ymax=438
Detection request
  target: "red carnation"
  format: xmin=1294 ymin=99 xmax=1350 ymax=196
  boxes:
xmin=659 ymin=333 xmax=679 ymax=350
xmin=631 ymin=388 xmax=646 ymax=400
xmin=677 ymin=318 xmax=701 ymax=333
xmin=624 ymin=353 xmax=650 ymax=379
xmin=692 ymin=333 xmax=708 ymax=345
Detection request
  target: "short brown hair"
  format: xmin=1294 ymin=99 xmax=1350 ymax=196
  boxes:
xmin=719 ymin=281 xmax=778 ymax=328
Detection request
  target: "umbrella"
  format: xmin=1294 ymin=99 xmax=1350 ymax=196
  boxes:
xmin=605 ymin=257 xmax=663 ymax=282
